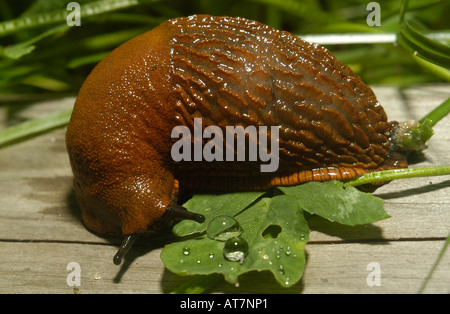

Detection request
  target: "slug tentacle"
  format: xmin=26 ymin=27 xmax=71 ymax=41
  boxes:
xmin=165 ymin=204 xmax=206 ymax=223
xmin=113 ymin=234 xmax=141 ymax=265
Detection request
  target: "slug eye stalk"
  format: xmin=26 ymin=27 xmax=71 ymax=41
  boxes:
xmin=113 ymin=205 xmax=204 ymax=265
xmin=113 ymin=234 xmax=140 ymax=265
xmin=165 ymin=204 xmax=206 ymax=224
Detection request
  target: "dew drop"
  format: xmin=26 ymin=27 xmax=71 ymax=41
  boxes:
xmin=182 ymin=247 xmax=190 ymax=256
xmin=207 ymin=215 xmax=243 ymax=241
xmin=223 ymin=236 xmax=249 ymax=263
xmin=285 ymin=275 xmax=291 ymax=285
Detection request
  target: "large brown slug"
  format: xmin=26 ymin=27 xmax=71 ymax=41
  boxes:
xmin=66 ymin=15 xmax=408 ymax=264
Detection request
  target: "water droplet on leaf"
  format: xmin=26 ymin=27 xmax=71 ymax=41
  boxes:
xmin=285 ymin=247 xmax=292 ymax=256
xmin=223 ymin=236 xmax=249 ymax=263
xmin=207 ymin=215 xmax=243 ymax=241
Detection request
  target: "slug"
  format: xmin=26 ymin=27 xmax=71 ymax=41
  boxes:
xmin=66 ymin=15 xmax=411 ymax=264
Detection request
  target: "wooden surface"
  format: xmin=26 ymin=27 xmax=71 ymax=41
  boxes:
xmin=0 ymin=84 xmax=449 ymax=294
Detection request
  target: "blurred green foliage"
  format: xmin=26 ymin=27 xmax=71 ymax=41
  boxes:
xmin=0 ymin=0 xmax=449 ymax=98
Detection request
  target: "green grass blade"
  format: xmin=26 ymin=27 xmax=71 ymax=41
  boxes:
xmin=397 ymin=0 xmax=450 ymax=68
xmin=2 ymin=24 xmax=69 ymax=59
xmin=398 ymin=22 xmax=450 ymax=68
xmin=414 ymin=56 xmax=450 ymax=81
xmin=418 ymin=231 xmax=450 ymax=293
xmin=399 ymin=0 xmax=409 ymax=23
xmin=0 ymin=0 xmax=144 ymax=37
xmin=0 ymin=108 xmax=72 ymax=147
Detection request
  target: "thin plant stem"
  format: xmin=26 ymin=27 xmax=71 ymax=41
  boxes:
xmin=346 ymin=166 xmax=450 ymax=187
xmin=418 ymin=231 xmax=450 ymax=293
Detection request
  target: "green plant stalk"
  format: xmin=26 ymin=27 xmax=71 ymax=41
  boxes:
xmin=397 ymin=21 xmax=450 ymax=69
xmin=398 ymin=0 xmax=450 ymax=69
xmin=346 ymin=166 xmax=450 ymax=187
xmin=414 ymin=56 xmax=450 ymax=82
xmin=399 ymin=0 xmax=409 ymax=23
xmin=419 ymin=97 xmax=450 ymax=127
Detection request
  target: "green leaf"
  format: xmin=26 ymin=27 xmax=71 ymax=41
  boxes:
xmin=161 ymin=195 xmax=309 ymax=287
xmin=172 ymin=191 xmax=264 ymax=237
xmin=279 ymin=180 xmax=389 ymax=226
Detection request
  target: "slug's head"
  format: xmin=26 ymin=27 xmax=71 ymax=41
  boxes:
xmin=113 ymin=205 xmax=204 ymax=265
xmin=70 ymin=165 xmax=205 ymax=265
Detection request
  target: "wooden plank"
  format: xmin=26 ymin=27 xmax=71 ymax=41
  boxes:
xmin=1 ymin=240 xmax=448 ymax=294
xmin=0 ymin=85 xmax=449 ymax=293
xmin=299 ymin=240 xmax=450 ymax=294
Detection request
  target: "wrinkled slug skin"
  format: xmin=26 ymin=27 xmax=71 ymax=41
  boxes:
xmin=66 ymin=15 xmax=407 ymax=237
xmin=66 ymin=20 xmax=176 ymax=237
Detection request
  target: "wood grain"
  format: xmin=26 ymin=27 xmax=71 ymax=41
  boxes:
xmin=0 ymin=85 xmax=449 ymax=293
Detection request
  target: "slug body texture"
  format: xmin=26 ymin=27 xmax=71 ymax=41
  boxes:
xmin=66 ymin=15 xmax=407 ymax=238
